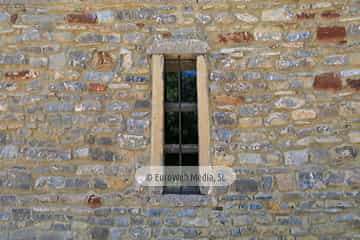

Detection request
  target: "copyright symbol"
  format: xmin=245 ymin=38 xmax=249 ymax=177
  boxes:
xmin=146 ymin=174 xmax=152 ymax=181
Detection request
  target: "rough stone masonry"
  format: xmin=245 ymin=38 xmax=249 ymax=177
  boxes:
xmin=0 ymin=0 xmax=360 ymax=239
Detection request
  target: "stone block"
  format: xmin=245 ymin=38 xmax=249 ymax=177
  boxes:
xmin=234 ymin=178 xmax=258 ymax=193
xmin=284 ymin=149 xmax=309 ymax=165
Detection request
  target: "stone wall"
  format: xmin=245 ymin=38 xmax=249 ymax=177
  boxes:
xmin=0 ymin=0 xmax=360 ymax=239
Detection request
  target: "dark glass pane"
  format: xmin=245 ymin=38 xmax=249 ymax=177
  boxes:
xmin=165 ymin=112 xmax=179 ymax=144
xmin=181 ymin=153 xmax=200 ymax=194
xmin=165 ymin=72 xmax=179 ymax=102
xmin=163 ymin=153 xmax=181 ymax=194
xmin=181 ymin=112 xmax=198 ymax=144
xmin=182 ymin=153 xmax=198 ymax=166
xmin=181 ymin=69 xmax=197 ymax=102
xmin=164 ymin=153 xmax=180 ymax=166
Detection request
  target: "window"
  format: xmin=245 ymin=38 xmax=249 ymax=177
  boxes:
xmin=163 ymin=57 xmax=200 ymax=194
xmin=150 ymin=54 xmax=210 ymax=195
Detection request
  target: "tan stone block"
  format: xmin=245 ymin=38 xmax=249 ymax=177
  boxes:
xmin=291 ymin=109 xmax=317 ymax=120
xmin=214 ymin=95 xmax=245 ymax=105
xmin=92 ymin=51 xmax=114 ymax=70
xmin=349 ymin=131 xmax=360 ymax=143
xmin=238 ymin=117 xmax=263 ymax=128
xmin=106 ymin=177 xmax=130 ymax=190
xmin=349 ymin=53 xmax=360 ymax=64
xmin=275 ymin=174 xmax=294 ymax=191
xmin=265 ymin=112 xmax=288 ymax=126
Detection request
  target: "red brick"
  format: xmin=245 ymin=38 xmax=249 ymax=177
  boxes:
xmin=214 ymin=95 xmax=245 ymax=105
xmin=162 ymin=32 xmax=172 ymax=39
xmin=347 ymin=79 xmax=360 ymax=90
xmin=87 ymin=194 xmax=102 ymax=208
xmin=218 ymin=32 xmax=253 ymax=43
xmin=10 ymin=14 xmax=17 ymax=24
xmin=296 ymin=12 xmax=315 ymax=20
xmin=89 ymin=83 xmax=107 ymax=92
xmin=321 ymin=10 xmax=340 ymax=18
xmin=313 ymin=72 xmax=342 ymax=91
xmin=5 ymin=70 xmax=39 ymax=80
xmin=66 ymin=13 xmax=97 ymax=24
xmin=317 ymin=26 xmax=346 ymax=42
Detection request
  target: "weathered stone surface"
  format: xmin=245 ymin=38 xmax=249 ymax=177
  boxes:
xmin=96 ymin=10 xmax=116 ymax=23
xmin=213 ymin=112 xmax=237 ymax=126
xmin=238 ymin=117 xmax=262 ymax=128
xmin=276 ymin=174 xmax=295 ymax=191
xmin=24 ymin=147 xmax=71 ymax=161
xmin=235 ymin=13 xmax=258 ymax=23
xmin=331 ymin=145 xmax=358 ymax=160
xmin=5 ymin=70 xmax=39 ymax=81
xmin=234 ymin=178 xmax=258 ymax=193
xmin=147 ymin=40 xmax=208 ymax=54
xmin=89 ymin=148 xmax=115 ymax=161
xmin=92 ymin=51 xmax=114 ymax=69
xmin=68 ymin=50 xmax=91 ymax=68
xmin=106 ymin=101 xmax=131 ymax=112
xmin=286 ymin=31 xmax=311 ymax=42
xmin=291 ymin=109 xmax=317 ymax=121
xmin=321 ymin=10 xmax=340 ymax=18
xmin=75 ymin=100 xmax=102 ymax=112
xmin=21 ymin=14 xmax=64 ymax=23
xmin=0 ymin=12 xmax=10 ymax=23
xmin=262 ymin=175 xmax=273 ymax=191
xmin=339 ymin=101 xmax=360 ymax=116
xmin=348 ymin=131 xmax=360 ymax=143
xmin=210 ymin=70 xmax=235 ymax=82
xmin=17 ymin=29 xmax=41 ymax=42
xmin=262 ymin=5 xmax=294 ymax=21
xmin=76 ymin=32 xmax=120 ymax=43
xmin=284 ymin=149 xmax=309 ymax=165
xmin=296 ymin=13 xmax=315 ymax=20
xmin=35 ymin=176 xmax=65 ymax=189
xmin=309 ymin=147 xmax=329 ymax=163
xmin=116 ymin=8 xmax=155 ymax=21
xmin=5 ymin=169 xmax=31 ymax=189
xmin=324 ymin=54 xmax=347 ymax=65
xmin=50 ymin=81 xmax=86 ymax=92
xmin=0 ymin=2 xmax=358 ymax=239
xmin=274 ymin=97 xmax=305 ymax=109
xmin=84 ymin=71 xmax=114 ymax=82
xmin=88 ymin=83 xmax=107 ymax=92
xmin=218 ymin=31 xmax=253 ymax=43
xmin=239 ymin=103 xmax=271 ymax=116
xmin=126 ymin=118 xmax=149 ymax=134
xmin=125 ymin=75 xmax=149 ymax=83
xmin=196 ymin=13 xmax=211 ymax=24
xmin=254 ymin=26 xmax=282 ymax=41
xmin=66 ymin=14 xmax=97 ymax=24
xmin=117 ymin=134 xmax=148 ymax=150
xmin=313 ymin=72 xmax=342 ymax=91
xmin=90 ymin=227 xmax=109 ymax=240
xmin=317 ymin=26 xmax=346 ymax=42
xmin=346 ymin=78 xmax=360 ymax=90
xmin=129 ymin=226 xmax=150 ymax=240
xmin=265 ymin=112 xmax=288 ymax=126
xmin=0 ymin=54 xmax=26 ymax=65
xmin=278 ymin=55 xmax=311 ymax=69
xmin=238 ymin=153 xmax=264 ymax=164
xmin=0 ymin=145 xmax=18 ymax=160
